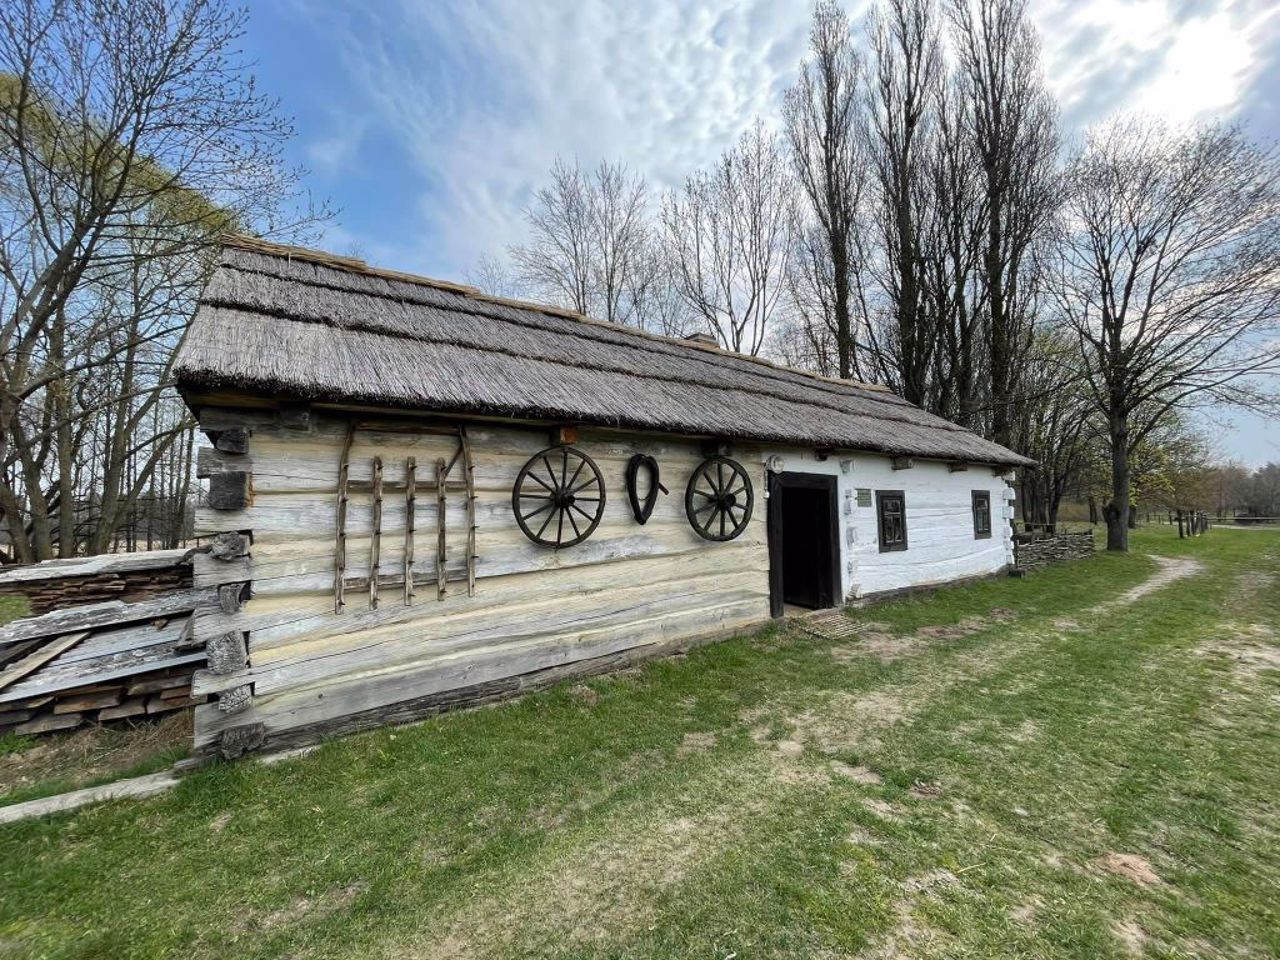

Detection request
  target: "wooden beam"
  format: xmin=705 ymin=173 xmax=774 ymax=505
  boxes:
xmin=197 ymin=446 xmax=252 ymax=479
xmin=206 ymin=631 xmax=248 ymax=674
xmin=209 ymin=532 xmax=250 ymax=561
xmin=208 ymin=471 xmax=252 ymax=510
xmin=369 ymin=457 xmax=383 ymax=610
xmin=461 ymin=428 xmax=477 ymax=597
xmin=213 ymin=428 xmax=249 ymax=454
xmin=436 ymin=457 xmax=448 ymax=601
xmin=193 ymin=553 xmax=251 ymax=588
xmin=405 ymin=457 xmax=417 ymax=605
xmin=218 ymin=722 xmax=265 ymax=757
xmin=0 ymin=549 xmax=190 ymax=586
xmin=0 ymin=632 xmax=90 ymax=693
xmin=0 ymin=594 xmax=210 ymax=648
xmin=279 ymin=403 xmax=311 ymax=431
xmin=334 ymin=423 xmax=356 ymax=614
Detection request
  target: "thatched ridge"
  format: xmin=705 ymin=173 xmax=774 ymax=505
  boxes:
xmin=175 ymin=237 xmax=1032 ymax=467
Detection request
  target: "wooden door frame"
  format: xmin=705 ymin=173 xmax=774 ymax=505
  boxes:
xmin=768 ymin=471 xmax=841 ymax=617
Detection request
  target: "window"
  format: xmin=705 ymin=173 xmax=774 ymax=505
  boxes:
xmin=972 ymin=490 xmax=992 ymax=539
xmin=876 ymin=490 xmax=907 ymax=552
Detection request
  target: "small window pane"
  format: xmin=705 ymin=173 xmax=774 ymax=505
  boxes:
xmin=877 ymin=491 xmax=907 ymax=552
xmin=972 ymin=491 xmax=992 ymax=539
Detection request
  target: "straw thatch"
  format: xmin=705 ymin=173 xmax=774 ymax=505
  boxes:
xmin=175 ymin=237 xmax=1032 ymax=467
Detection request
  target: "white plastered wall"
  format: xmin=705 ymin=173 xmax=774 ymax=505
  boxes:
xmin=764 ymin=449 xmax=1015 ymax=601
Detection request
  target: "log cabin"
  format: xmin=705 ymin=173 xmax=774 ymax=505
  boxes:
xmin=174 ymin=236 xmax=1033 ymax=757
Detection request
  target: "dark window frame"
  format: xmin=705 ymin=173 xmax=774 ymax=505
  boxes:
xmin=876 ymin=489 xmax=908 ymax=552
xmin=972 ymin=490 xmax=992 ymax=539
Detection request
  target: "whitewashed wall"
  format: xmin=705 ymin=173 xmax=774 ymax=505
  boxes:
xmin=768 ymin=449 xmax=1014 ymax=600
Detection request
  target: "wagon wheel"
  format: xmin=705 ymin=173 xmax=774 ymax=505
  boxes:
xmin=685 ymin=456 xmax=754 ymax=542
xmin=512 ymin=445 xmax=606 ymax=548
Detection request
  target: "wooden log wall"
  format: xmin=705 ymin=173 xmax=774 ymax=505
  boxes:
xmin=192 ymin=416 xmax=257 ymax=744
xmin=190 ymin=409 xmax=771 ymax=756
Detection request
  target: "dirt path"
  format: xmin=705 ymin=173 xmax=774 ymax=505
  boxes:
xmin=1089 ymin=555 xmax=1204 ymax=613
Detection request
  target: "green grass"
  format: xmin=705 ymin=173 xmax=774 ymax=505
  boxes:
xmin=0 ymin=527 xmax=1276 ymax=959
xmin=0 ymin=595 xmax=29 ymax=626
xmin=0 ymin=733 xmax=35 ymax=758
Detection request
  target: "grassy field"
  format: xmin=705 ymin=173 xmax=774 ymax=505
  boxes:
xmin=1 ymin=526 xmax=1276 ymax=959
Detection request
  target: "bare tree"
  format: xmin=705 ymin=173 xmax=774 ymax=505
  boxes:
xmin=863 ymin=0 xmax=943 ymax=406
xmin=510 ymin=158 xmax=593 ymax=314
xmin=662 ymin=122 xmax=797 ymax=355
xmin=510 ymin=158 xmax=656 ymax=326
xmin=784 ymin=0 xmax=867 ymax=379
xmin=466 ymin=254 xmax=524 ymax=300
xmin=625 ymin=237 xmax=692 ymax=338
xmin=946 ymin=0 xmax=1058 ymax=448
xmin=1053 ymin=120 xmax=1280 ymax=550
xmin=919 ymin=74 xmax=987 ymax=427
xmin=1010 ymin=332 xmax=1090 ymax=528
xmin=0 ymin=0 xmax=323 ymax=559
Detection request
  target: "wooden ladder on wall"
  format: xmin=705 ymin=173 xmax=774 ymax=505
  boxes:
xmin=333 ymin=421 xmax=477 ymax=614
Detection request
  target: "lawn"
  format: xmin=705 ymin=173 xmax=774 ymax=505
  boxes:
xmin=1 ymin=526 xmax=1277 ymax=959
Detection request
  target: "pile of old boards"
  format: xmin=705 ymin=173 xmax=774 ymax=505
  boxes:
xmin=0 ymin=550 xmax=211 ymax=736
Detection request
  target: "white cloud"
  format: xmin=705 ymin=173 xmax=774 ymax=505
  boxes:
xmin=303 ymin=0 xmax=814 ymax=275
xmin=303 ymin=0 xmax=1279 ymax=278
xmin=1035 ymin=0 xmax=1279 ymax=131
xmin=304 ymin=118 xmax=366 ymax=180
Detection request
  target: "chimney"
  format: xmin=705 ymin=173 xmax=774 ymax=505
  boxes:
xmin=683 ymin=331 xmax=719 ymax=349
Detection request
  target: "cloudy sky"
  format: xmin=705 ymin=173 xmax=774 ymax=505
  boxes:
xmin=242 ymin=0 xmax=1280 ymax=464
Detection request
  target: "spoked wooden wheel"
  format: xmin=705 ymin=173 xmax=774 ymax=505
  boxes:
xmin=512 ymin=445 xmax=606 ymax=548
xmin=685 ymin=456 xmax=753 ymax=542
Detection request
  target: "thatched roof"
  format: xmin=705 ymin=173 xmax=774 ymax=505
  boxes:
xmin=175 ymin=237 xmax=1032 ymax=467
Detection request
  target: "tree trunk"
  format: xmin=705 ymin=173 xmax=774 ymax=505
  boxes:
xmin=1104 ymin=412 xmax=1130 ymax=551
xmin=832 ymin=228 xmax=853 ymax=380
xmin=52 ymin=310 xmax=76 ymax=557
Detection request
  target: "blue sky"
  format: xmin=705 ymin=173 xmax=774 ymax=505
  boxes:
xmin=240 ymin=0 xmax=1280 ymax=466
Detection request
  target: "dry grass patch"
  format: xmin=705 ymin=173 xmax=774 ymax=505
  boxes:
xmin=1095 ymin=852 xmax=1162 ymax=886
xmin=676 ymin=731 xmax=716 ymax=755
xmin=1195 ymin=622 xmax=1280 ymax=682
xmin=830 ymin=760 xmax=882 ymax=784
xmin=0 ymin=712 xmax=190 ymax=804
xmin=239 ymin=881 xmax=368 ymax=935
xmin=1111 ymin=918 xmax=1148 ymax=955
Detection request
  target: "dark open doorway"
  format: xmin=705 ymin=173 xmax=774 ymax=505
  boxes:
xmin=768 ymin=472 xmax=840 ymax=617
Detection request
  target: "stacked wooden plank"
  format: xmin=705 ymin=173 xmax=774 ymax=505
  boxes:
xmin=0 ymin=549 xmax=192 ymax=615
xmin=0 ymin=565 xmax=214 ymax=736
